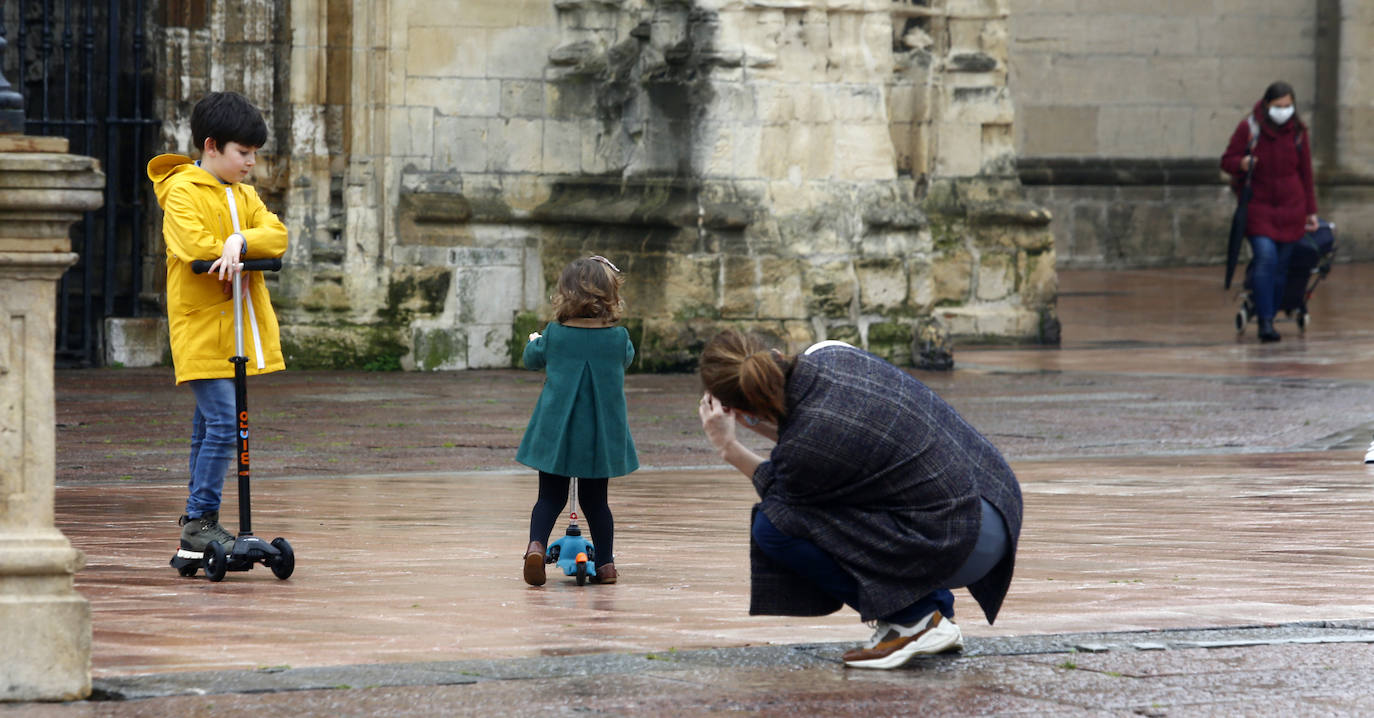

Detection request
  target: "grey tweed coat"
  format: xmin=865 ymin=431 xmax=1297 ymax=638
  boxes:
xmin=749 ymin=345 xmax=1022 ymax=624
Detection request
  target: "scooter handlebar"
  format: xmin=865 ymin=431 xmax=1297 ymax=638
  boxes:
xmin=190 ymin=258 xmax=283 ymax=274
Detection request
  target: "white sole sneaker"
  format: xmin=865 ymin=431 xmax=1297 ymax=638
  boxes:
xmin=843 ymin=614 xmax=964 ymax=670
xmin=1364 ymin=439 xmax=1374 ymax=464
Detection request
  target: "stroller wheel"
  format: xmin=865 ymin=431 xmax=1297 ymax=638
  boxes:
xmin=1235 ymin=306 xmax=1248 ymax=334
xmin=1297 ymin=310 xmax=1311 ymax=332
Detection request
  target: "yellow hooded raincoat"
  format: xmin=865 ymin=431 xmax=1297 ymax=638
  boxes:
xmin=147 ymin=154 xmax=288 ymax=384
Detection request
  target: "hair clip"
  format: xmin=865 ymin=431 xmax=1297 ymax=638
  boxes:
xmin=589 ymin=255 xmax=621 ymax=273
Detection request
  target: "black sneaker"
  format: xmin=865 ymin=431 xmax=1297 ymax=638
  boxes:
xmin=178 ymin=511 xmax=236 ymax=553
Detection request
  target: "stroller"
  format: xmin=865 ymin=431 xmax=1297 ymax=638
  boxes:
xmin=1235 ymin=220 xmax=1336 ymax=334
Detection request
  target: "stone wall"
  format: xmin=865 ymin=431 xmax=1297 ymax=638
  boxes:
xmin=143 ymin=0 xmax=1056 ymax=371
xmin=1009 ymin=1 xmax=1374 ymax=268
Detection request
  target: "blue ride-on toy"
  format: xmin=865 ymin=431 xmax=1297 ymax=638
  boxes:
xmin=544 ymin=477 xmax=596 ymax=585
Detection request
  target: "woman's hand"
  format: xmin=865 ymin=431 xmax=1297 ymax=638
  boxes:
xmin=698 ymin=392 xmax=767 ymax=478
xmin=1240 ymin=155 xmax=1255 ymax=172
xmin=1306 ymin=214 xmax=1320 ymax=233
xmin=698 ymin=392 xmax=737 ymax=453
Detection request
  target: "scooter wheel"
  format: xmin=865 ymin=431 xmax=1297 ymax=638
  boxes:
xmin=575 ymin=561 xmax=587 ymax=586
xmin=177 ymin=565 xmax=198 ymax=578
xmin=204 ymin=541 xmax=228 ymax=582
xmin=270 ymin=537 xmax=295 ymax=580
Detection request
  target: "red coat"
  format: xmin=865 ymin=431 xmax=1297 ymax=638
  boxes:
xmin=1220 ymin=100 xmax=1317 ymax=243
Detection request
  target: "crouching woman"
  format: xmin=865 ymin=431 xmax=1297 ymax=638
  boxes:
xmin=697 ymin=331 xmax=1022 ymax=669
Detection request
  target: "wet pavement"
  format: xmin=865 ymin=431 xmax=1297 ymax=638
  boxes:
xmin=13 ymin=264 xmax=1374 ymax=715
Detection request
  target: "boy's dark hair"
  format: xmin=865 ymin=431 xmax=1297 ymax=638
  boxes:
xmin=190 ymin=91 xmax=267 ymax=154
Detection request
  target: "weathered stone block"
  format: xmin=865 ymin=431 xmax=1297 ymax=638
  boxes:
xmin=407 ymin=27 xmax=487 ymax=77
xmin=104 ymin=317 xmax=169 ymax=368
xmin=1018 ymin=250 xmax=1057 ymax=307
xmin=501 ymin=80 xmax=547 ymax=119
xmin=467 ymin=323 xmax=514 ymax=369
xmin=1106 ymin=202 xmax=1174 ymax=263
xmin=757 ymin=257 xmax=806 ymax=319
xmin=542 ymin=120 xmax=583 ymax=174
xmin=664 ymin=254 xmax=721 ymax=319
xmin=722 ymin=255 xmax=756 ymax=318
xmin=487 ymin=118 xmax=544 ymax=173
xmin=411 ymin=326 xmax=467 ymax=371
xmin=976 ymin=253 xmax=1015 ymax=301
xmin=931 ymin=250 xmax=973 ymax=305
xmin=855 ymin=257 xmax=907 ymax=312
xmin=454 ymin=263 xmax=524 ymax=324
xmin=833 ymin=123 xmax=897 ymax=181
xmin=803 ymin=260 xmax=855 ymax=317
xmin=433 ymin=116 xmax=490 ymax=172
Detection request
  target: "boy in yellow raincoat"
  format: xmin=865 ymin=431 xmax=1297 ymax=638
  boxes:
xmin=146 ymin=91 xmax=288 ymax=558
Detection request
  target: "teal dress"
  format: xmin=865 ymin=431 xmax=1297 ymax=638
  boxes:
xmin=516 ymin=322 xmax=639 ymax=478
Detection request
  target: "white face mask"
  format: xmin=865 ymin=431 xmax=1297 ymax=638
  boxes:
xmin=1269 ymin=105 xmax=1295 ymax=125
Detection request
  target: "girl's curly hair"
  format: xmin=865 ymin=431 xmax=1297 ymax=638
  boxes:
xmin=553 ymin=256 xmax=625 ymax=323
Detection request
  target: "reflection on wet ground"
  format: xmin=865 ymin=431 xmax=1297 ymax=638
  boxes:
xmin=36 ymin=265 xmax=1374 ymax=714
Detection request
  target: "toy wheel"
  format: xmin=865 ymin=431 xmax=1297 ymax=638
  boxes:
xmin=1235 ymin=306 xmax=1248 ymax=333
xmin=575 ymin=561 xmax=587 ymax=586
xmin=270 ymin=537 xmax=295 ymax=580
xmin=204 ymin=541 xmax=228 ymax=582
xmin=177 ymin=564 xmax=198 ymax=578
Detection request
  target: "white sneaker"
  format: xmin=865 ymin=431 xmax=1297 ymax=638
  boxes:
xmin=1364 ymin=438 xmax=1374 ymax=464
xmin=842 ymin=611 xmax=964 ymax=669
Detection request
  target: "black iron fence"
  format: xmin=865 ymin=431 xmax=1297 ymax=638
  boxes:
xmin=1 ymin=0 xmax=159 ymax=366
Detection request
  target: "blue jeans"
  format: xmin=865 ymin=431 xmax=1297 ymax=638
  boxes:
xmin=187 ymin=378 xmax=236 ymax=518
xmin=1248 ymin=235 xmax=1295 ymax=321
xmin=752 ymin=499 xmax=1009 ymax=625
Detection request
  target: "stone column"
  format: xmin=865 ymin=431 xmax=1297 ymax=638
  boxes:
xmin=0 ymin=37 xmax=101 ymax=701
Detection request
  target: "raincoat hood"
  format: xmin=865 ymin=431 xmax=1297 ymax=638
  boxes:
xmin=147 ymin=153 xmax=227 ymax=207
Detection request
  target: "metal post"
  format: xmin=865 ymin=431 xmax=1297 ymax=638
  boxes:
xmin=102 ymin=0 xmax=117 ymax=329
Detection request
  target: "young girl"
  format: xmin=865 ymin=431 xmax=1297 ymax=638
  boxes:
xmin=517 ymin=256 xmax=638 ymax=586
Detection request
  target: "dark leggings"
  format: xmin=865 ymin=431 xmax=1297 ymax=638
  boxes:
xmin=529 ymin=472 xmax=614 ymax=567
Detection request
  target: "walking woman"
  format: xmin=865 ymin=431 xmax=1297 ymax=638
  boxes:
xmin=1221 ymin=81 xmax=1319 ymax=343
xmin=697 ymin=332 xmax=1022 ymax=670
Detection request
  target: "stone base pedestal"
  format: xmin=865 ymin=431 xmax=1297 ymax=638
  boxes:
xmin=0 ymin=140 xmax=102 ymax=702
xmin=0 ymin=533 xmax=90 ymax=701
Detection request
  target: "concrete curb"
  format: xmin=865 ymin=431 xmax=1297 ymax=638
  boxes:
xmin=92 ymin=620 xmax=1374 ymax=701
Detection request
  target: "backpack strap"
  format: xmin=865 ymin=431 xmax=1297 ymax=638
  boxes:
xmin=1247 ymin=112 xmax=1304 ymax=150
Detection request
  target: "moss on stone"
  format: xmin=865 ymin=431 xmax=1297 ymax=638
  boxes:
xmin=509 ymin=312 xmax=544 ymax=367
xmin=382 ymin=269 xmax=452 ymax=325
xmin=282 ymin=325 xmax=407 ymax=371
xmin=414 ymin=328 xmax=463 ymax=371
xmin=672 ymin=304 xmax=722 ymax=322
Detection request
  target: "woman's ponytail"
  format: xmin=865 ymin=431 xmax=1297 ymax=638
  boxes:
xmin=699 ymin=330 xmax=792 ymax=423
xmin=739 ymin=351 xmax=787 ymax=421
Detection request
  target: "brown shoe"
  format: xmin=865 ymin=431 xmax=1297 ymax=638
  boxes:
xmin=523 ymin=541 xmax=546 ymax=586
xmin=590 ymin=562 xmax=617 ymax=584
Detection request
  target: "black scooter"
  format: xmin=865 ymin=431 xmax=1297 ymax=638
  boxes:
xmin=170 ymin=257 xmax=295 ymax=582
